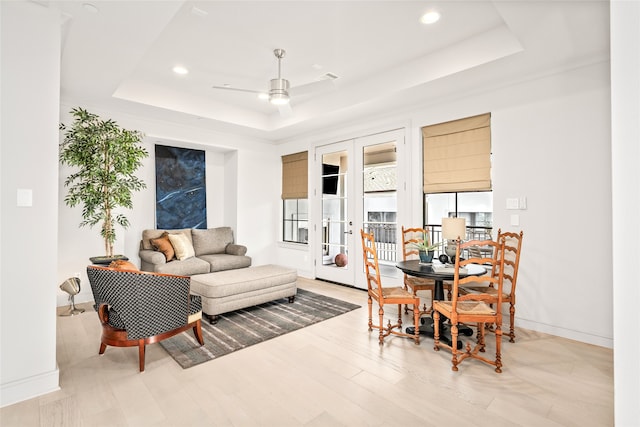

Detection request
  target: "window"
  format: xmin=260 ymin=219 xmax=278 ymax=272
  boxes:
xmin=281 ymin=152 xmax=308 ymax=244
xmin=422 ymin=114 xmax=493 ymax=241
xmin=424 ymin=192 xmax=493 ymax=240
xmin=283 ymin=199 xmax=309 ymax=243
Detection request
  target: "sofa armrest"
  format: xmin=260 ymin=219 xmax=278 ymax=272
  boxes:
xmin=139 ymin=249 xmax=166 ymax=266
xmin=226 ymin=244 xmax=247 ymax=256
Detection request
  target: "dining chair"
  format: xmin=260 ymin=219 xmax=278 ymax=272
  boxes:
xmin=401 ymin=226 xmax=451 ymax=316
xmin=459 ymin=229 xmax=523 ymax=342
xmin=433 ymin=238 xmax=506 ymax=372
xmin=360 ymin=229 xmax=421 ymax=345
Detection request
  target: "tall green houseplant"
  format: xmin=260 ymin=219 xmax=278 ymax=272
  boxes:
xmin=60 ymin=108 xmax=149 ymax=257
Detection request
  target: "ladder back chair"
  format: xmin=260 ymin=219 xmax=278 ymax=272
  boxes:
xmin=433 ymin=238 xmax=506 ymax=373
xmin=401 ymin=226 xmax=452 ymax=316
xmin=360 ymin=229 xmax=421 ymax=345
xmin=459 ymin=229 xmax=523 ymax=342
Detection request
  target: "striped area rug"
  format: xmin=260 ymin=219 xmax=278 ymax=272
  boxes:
xmin=160 ymin=288 xmax=361 ymax=369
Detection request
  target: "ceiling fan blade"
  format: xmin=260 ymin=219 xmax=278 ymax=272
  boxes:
xmin=278 ymin=102 xmax=293 ymax=118
xmin=289 ymin=79 xmax=335 ymax=97
xmin=211 ymin=85 xmax=264 ymax=95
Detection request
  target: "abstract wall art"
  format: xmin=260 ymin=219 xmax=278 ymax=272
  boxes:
xmin=155 ymin=145 xmax=207 ymax=229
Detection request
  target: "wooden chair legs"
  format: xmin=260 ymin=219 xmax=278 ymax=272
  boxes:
xmin=97 ymin=304 xmax=205 ymax=372
xmin=368 ymin=296 xmax=420 ymax=345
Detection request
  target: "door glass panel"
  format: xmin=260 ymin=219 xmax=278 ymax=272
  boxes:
xmin=321 ymin=151 xmax=348 ymax=267
xmin=362 ymin=141 xmax=397 ymax=274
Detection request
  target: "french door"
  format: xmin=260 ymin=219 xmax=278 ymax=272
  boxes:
xmin=313 ymin=129 xmax=404 ymax=289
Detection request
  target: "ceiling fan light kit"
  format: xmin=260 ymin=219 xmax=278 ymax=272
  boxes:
xmin=269 ymin=78 xmax=290 ymax=105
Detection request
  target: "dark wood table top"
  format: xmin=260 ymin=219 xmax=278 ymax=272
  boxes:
xmin=396 ymin=259 xmax=486 ymax=281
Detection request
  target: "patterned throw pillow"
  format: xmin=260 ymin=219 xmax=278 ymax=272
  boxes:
xmin=150 ymin=232 xmax=175 ymax=262
xmin=168 ymin=233 xmax=195 ymax=261
xmin=108 ymin=260 xmax=139 ymax=271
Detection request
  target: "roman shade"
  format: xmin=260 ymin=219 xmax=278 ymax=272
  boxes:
xmin=422 ymin=113 xmax=491 ymax=193
xmin=281 ymin=151 xmax=308 ymax=199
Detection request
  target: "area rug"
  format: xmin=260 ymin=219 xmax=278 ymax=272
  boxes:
xmin=160 ymin=288 xmax=361 ymax=369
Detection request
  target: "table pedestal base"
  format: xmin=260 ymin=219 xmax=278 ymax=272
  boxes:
xmin=406 ymin=322 xmax=473 ymax=350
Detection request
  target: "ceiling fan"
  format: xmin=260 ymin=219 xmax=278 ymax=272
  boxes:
xmin=211 ymin=48 xmax=335 ymax=116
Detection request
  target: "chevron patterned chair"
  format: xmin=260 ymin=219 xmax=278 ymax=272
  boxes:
xmin=86 ymin=265 xmax=204 ymax=372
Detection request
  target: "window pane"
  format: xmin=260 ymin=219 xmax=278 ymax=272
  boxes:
xmin=424 ymin=191 xmax=493 ymax=242
xmin=362 ymin=141 xmax=397 ymax=264
xmin=283 ymin=199 xmax=309 ymax=244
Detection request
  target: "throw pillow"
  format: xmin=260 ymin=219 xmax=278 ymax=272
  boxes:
xmin=109 ymin=260 xmax=139 ymax=271
xmin=168 ymin=233 xmax=196 ymax=261
xmin=150 ymin=232 xmax=175 ymax=262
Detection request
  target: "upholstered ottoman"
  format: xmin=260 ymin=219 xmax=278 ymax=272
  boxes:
xmin=190 ymin=264 xmax=297 ymax=323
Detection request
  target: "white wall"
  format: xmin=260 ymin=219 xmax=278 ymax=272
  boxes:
xmin=1 ymin=1 xmax=61 ymax=407
xmin=275 ymin=60 xmax=613 ymax=348
xmin=611 ymin=1 xmax=640 ymax=424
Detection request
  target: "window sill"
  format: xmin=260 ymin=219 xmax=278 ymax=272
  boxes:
xmin=278 ymin=241 xmax=309 ymax=251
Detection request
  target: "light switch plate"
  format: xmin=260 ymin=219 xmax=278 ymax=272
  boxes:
xmin=519 ymin=197 xmax=527 ymax=209
xmin=506 ymin=198 xmax=519 ymax=210
xmin=510 ymin=214 xmax=520 ymax=226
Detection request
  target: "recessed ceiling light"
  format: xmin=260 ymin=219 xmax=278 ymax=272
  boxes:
xmin=420 ymin=11 xmax=440 ymax=25
xmin=172 ymin=66 xmax=189 ymax=75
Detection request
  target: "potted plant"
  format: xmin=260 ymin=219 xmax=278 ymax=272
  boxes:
xmin=59 ymin=107 xmax=148 ymax=261
xmin=411 ymin=232 xmax=440 ymax=263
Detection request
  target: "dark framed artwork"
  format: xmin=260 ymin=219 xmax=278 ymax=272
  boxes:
xmin=155 ymin=145 xmax=207 ymax=229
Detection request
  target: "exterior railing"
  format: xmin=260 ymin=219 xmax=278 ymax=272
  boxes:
xmin=363 ymin=222 xmax=494 ymax=263
xmin=362 ymin=222 xmax=397 ymax=263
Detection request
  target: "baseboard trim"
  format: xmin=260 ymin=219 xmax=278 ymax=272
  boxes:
xmin=516 ymin=318 xmax=613 ymax=349
xmin=1 ymin=368 xmax=60 ymax=408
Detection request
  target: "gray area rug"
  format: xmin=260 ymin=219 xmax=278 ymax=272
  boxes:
xmin=160 ymin=288 xmax=361 ymax=369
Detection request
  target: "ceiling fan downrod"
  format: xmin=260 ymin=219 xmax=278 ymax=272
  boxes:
xmin=270 ymin=48 xmax=290 ymax=105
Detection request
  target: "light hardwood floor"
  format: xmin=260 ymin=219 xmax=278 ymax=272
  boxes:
xmin=2 ymin=278 xmax=613 ymax=426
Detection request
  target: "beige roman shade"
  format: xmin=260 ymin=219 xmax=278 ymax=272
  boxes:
xmin=281 ymin=151 xmax=308 ymax=199
xmin=422 ymin=113 xmax=492 ymax=193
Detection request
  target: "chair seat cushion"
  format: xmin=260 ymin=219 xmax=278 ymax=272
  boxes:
xmin=433 ymin=300 xmax=496 ymax=315
xmin=459 ymin=285 xmax=511 ymax=299
xmin=382 ymin=286 xmax=416 ymax=299
xmin=405 ymin=276 xmax=435 ymax=288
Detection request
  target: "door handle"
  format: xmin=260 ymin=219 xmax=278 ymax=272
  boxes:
xmin=344 ymin=230 xmax=353 ymax=234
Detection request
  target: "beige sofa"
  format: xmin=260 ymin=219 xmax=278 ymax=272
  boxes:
xmin=139 ymin=227 xmax=251 ymax=276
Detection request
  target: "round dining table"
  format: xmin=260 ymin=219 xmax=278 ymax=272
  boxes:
xmin=396 ymin=260 xmax=487 ymax=349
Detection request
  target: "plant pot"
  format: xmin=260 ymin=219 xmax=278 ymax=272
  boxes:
xmin=89 ymin=255 xmax=129 ymax=265
xmin=418 ymin=250 xmax=434 ymax=263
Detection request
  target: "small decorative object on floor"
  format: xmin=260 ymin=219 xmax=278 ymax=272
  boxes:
xmin=59 ymin=277 xmax=84 ymax=316
xmin=335 ymin=253 xmax=348 ymax=267
xmin=89 ymin=255 xmax=129 ymax=265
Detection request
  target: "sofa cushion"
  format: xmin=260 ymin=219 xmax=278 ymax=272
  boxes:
xmin=155 ymin=257 xmax=210 ymax=276
xmin=150 ymin=232 xmax=175 ymax=262
xmin=168 ymin=233 xmax=196 ymax=260
xmin=141 ymin=228 xmax=192 ymax=250
xmin=198 ymin=253 xmax=252 ymax=272
xmin=192 ymin=227 xmax=234 ymax=256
